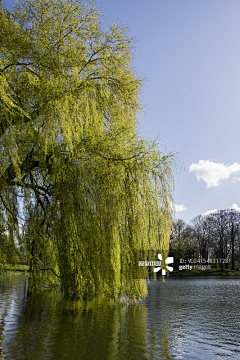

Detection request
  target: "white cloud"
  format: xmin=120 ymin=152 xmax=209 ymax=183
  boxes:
xmin=203 ymin=204 xmax=240 ymax=216
xmin=174 ymin=204 xmax=188 ymax=212
xmin=189 ymin=160 xmax=240 ymax=188
xmin=232 ymin=177 xmax=240 ymax=183
xmin=203 ymin=209 xmax=219 ymax=217
xmin=230 ymin=203 xmax=240 ymax=211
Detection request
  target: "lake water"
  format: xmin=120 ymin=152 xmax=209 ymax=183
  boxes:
xmin=1 ymin=275 xmax=240 ymax=359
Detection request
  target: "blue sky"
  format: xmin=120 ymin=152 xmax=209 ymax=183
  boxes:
xmin=5 ymin=0 xmax=240 ymax=223
xmin=96 ymin=0 xmax=240 ymax=223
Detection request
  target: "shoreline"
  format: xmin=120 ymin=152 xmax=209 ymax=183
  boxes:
xmin=168 ymin=269 xmax=240 ymax=277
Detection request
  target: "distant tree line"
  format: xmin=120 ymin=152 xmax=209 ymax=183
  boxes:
xmin=169 ymin=209 xmax=240 ymax=271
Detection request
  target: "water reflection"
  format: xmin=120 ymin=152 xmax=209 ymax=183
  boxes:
xmin=160 ymin=325 xmax=173 ymax=360
xmin=1 ymin=276 xmax=240 ymax=359
xmin=0 ymin=276 xmax=174 ymax=360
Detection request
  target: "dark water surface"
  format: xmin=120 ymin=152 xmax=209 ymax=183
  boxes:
xmin=1 ymin=275 xmax=240 ymax=359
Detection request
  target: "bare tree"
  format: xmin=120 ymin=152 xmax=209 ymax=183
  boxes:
xmin=225 ymin=209 xmax=240 ymax=270
xmin=169 ymin=219 xmax=196 ymax=267
xmin=205 ymin=210 xmax=230 ymax=270
xmin=190 ymin=215 xmax=210 ymax=259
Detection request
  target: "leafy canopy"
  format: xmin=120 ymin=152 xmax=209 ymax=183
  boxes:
xmin=0 ymin=0 xmax=176 ymax=300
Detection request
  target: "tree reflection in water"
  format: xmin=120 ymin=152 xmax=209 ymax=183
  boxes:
xmin=0 ymin=277 xmax=174 ymax=360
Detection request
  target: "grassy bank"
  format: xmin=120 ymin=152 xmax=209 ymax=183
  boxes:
xmin=0 ymin=264 xmax=29 ymax=274
xmin=169 ymin=268 xmax=240 ymax=277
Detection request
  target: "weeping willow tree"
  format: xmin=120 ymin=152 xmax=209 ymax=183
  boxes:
xmin=0 ymin=0 xmax=176 ymax=300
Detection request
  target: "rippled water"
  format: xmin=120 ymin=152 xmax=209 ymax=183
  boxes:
xmin=1 ymin=275 xmax=240 ymax=359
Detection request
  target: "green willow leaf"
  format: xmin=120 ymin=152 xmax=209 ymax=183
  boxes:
xmin=0 ymin=0 xmax=177 ymax=301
